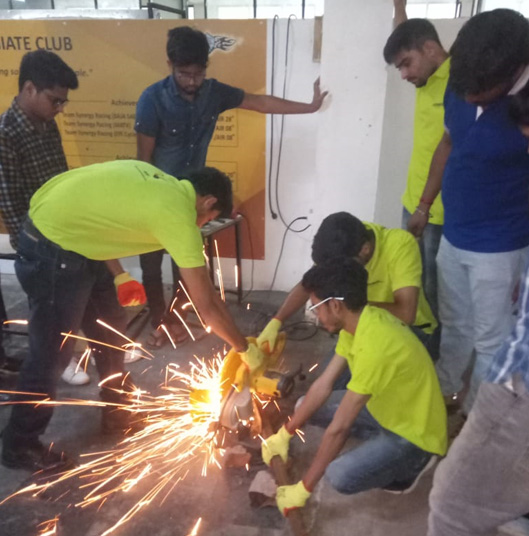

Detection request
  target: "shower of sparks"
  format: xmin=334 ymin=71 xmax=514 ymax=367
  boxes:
xmin=214 ymin=239 xmax=225 ymax=302
xmin=172 ymin=309 xmax=196 ymax=342
xmin=186 ymin=517 xmax=202 ymax=536
xmin=2 ymin=354 xmax=229 ymax=536
xmin=178 ymin=281 xmax=207 ymax=330
xmin=308 ymin=363 xmax=318 ymax=373
xmin=234 ymin=265 xmax=239 ymax=290
xmin=37 ymin=517 xmax=59 ymax=536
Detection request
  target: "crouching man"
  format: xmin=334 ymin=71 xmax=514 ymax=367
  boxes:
xmin=262 ymin=259 xmax=447 ymax=515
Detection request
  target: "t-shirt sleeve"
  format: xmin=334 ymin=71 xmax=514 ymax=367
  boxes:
xmin=388 ymin=231 xmax=422 ymax=292
xmin=135 ymin=89 xmax=160 ymax=138
xmin=214 ymin=81 xmax=245 ymax=114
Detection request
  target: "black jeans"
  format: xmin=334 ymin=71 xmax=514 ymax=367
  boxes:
xmin=2 ymin=221 xmax=127 ymax=449
xmin=139 ymin=250 xmax=187 ymax=329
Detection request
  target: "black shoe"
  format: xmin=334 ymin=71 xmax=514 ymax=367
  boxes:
xmin=101 ymin=407 xmax=143 ymax=436
xmin=382 ymin=456 xmax=439 ymax=495
xmin=2 ymin=441 xmax=76 ymax=472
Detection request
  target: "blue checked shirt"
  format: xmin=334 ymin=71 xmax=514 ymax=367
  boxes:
xmin=134 ymin=76 xmax=244 ymax=176
xmin=487 ymin=253 xmax=529 ymax=390
xmin=0 ymin=99 xmax=68 ymax=249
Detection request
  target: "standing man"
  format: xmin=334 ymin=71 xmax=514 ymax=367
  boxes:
xmin=262 ymin=259 xmax=446 ymax=515
xmin=135 ymin=26 xmax=328 ymax=348
xmin=426 ymin=76 xmax=529 ymax=536
xmin=384 ymin=4 xmax=449 ymax=319
xmin=408 ymin=9 xmax=529 ymax=413
xmin=1 ymin=161 xmax=266 ymax=472
xmin=0 ymin=50 xmax=145 ymax=386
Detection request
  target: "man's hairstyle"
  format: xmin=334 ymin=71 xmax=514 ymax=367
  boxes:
xmin=449 ymin=9 xmax=529 ymax=97
xmin=302 ymin=258 xmax=368 ymax=312
xmin=510 ymin=82 xmax=529 ymax=126
xmin=184 ymin=167 xmax=233 ymax=218
xmin=383 ymin=18 xmax=442 ymax=64
xmin=312 ymin=212 xmax=369 ymax=265
xmin=18 ymin=50 xmax=78 ymax=93
xmin=167 ymin=26 xmax=209 ymax=67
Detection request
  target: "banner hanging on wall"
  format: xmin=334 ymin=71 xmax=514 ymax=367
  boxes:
xmin=0 ymin=19 xmax=266 ymax=259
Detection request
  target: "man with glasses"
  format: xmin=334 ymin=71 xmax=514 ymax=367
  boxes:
xmin=135 ymin=26 xmax=328 ymax=349
xmin=262 ymin=259 xmax=446 ymax=515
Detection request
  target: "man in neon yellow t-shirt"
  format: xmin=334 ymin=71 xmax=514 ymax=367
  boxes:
xmin=262 ymin=259 xmax=446 ymax=516
xmin=1 ymin=160 xmax=265 ymax=472
xmin=258 ymin=212 xmax=438 ymax=367
xmin=384 ymin=10 xmax=449 ymax=319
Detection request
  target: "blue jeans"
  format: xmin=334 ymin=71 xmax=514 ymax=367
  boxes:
xmin=2 ymin=221 xmax=127 ymax=449
xmin=402 ymin=207 xmax=443 ymax=320
xmin=428 ymin=379 xmax=529 ymax=536
xmin=436 ymin=237 xmax=527 ymax=412
xmin=311 ymin=390 xmax=432 ymax=494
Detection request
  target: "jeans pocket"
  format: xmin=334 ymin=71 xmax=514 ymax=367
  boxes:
xmin=15 ymin=254 xmax=51 ymax=301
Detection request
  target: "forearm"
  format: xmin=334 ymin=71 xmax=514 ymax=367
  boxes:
xmin=240 ymin=94 xmax=319 ymax=115
xmin=393 ymin=0 xmax=407 ymax=27
xmin=104 ymin=259 xmax=125 ymax=277
xmin=302 ymin=428 xmax=350 ymax=491
xmin=417 ymin=132 xmax=452 ymax=211
xmin=275 ymin=282 xmax=310 ymax=323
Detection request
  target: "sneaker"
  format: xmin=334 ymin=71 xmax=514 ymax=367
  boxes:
xmin=2 ymin=440 xmax=76 ymax=472
xmin=61 ymin=358 xmax=90 ymax=386
xmin=123 ymin=349 xmax=142 ymax=364
xmin=383 ymin=455 xmax=439 ymax=495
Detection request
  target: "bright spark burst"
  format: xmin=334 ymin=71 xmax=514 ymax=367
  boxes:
xmin=186 ymin=517 xmax=202 ymax=536
xmin=2 ymin=355 xmax=226 ymax=536
xmin=308 ymin=363 xmax=318 ymax=373
xmin=37 ymin=517 xmax=59 ymax=536
xmin=214 ymin=239 xmax=225 ymax=302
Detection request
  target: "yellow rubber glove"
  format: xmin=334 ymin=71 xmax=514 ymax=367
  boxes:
xmin=240 ymin=342 xmax=265 ymax=373
xmin=261 ymin=425 xmax=293 ymax=465
xmin=276 ymin=480 xmax=311 ymax=517
xmin=256 ymin=318 xmax=282 ymax=353
xmin=114 ymin=272 xmax=147 ymax=307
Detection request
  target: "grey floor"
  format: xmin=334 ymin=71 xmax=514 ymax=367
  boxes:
xmin=0 ymin=274 xmax=527 ymax=536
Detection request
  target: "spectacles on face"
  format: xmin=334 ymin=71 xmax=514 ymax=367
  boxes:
xmin=173 ymin=68 xmax=206 ymax=83
xmin=42 ymin=90 xmax=69 ymax=108
xmin=308 ymin=296 xmax=344 ymax=312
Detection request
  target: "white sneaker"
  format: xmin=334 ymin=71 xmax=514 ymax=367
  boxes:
xmin=383 ymin=455 xmax=439 ymax=495
xmin=61 ymin=358 xmax=90 ymax=386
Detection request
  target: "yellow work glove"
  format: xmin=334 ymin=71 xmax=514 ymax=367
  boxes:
xmin=256 ymin=318 xmax=282 ymax=353
xmin=276 ymin=481 xmax=311 ymax=517
xmin=114 ymin=272 xmax=147 ymax=307
xmin=240 ymin=342 xmax=266 ymax=373
xmin=261 ymin=425 xmax=293 ymax=465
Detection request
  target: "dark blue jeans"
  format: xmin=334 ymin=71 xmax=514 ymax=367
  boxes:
xmin=311 ymin=391 xmax=432 ymax=494
xmin=139 ymin=250 xmax=187 ymax=329
xmin=2 ymin=222 xmax=126 ymax=449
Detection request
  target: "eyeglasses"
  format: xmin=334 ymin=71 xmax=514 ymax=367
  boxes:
xmin=308 ymin=297 xmax=344 ymax=312
xmin=42 ymin=90 xmax=69 ymax=108
xmin=173 ymin=68 xmax=206 ymax=83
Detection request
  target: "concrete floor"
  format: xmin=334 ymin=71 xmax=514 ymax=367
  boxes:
xmin=0 ymin=274 xmax=528 ymax=536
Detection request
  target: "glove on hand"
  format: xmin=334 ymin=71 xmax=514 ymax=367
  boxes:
xmin=240 ymin=342 xmax=265 ymax=373
xmin=114 ymin=272 xmax=147 ymax=307
xmin=276 ymin=480 xmax=311 ymax=517
xmin=261 ymin=425 xmax=293 ymax=465
xmin=256 ymin=318 xmax=282 ymax=353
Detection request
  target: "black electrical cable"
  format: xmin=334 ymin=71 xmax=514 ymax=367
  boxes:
xmin=267 ymin=15 xmax=279 ymax=220
xmin=237 ymin=211 xmax=255 ymax=302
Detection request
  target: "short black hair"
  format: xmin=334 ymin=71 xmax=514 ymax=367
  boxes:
xmin=450 ymin=9 xmax=529 ymax=97
xmin=312 ymin=212 xmax=369 ymax=265
xmin=302 ymin=258 xmax=368 ymax=312
xmin=184 ymin=167 xmax=233 ymax=218
xmin=167 ymin=26 xmax=209 ymax=67
xmin=510 ymin=82 xmax=529 ymax=126
xmin=18 ymin=50 xmax=78 ymax=93
xmin=383 ymin=18 xmax=442 ymax=64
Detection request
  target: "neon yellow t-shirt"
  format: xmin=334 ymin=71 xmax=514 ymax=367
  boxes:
xmin=365 ymin=222 xmax=437 ymax=334
xmin=401 ymin=58 xmax=450 ymax=225
xmin=29 ymin=160 xmax=205 ymax=268
xmin=336 ymin=306 xmax=447 ymax=456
